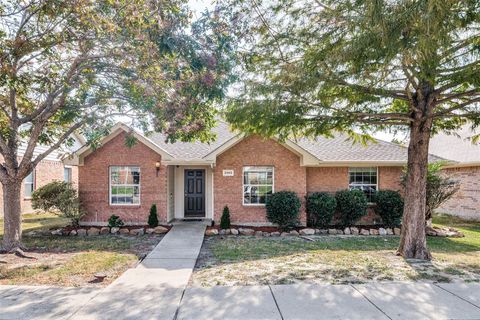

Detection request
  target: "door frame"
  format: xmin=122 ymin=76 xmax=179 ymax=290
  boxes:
xmin=173 ymin=166 xmax=213 ymax=220
xmin=184 ymin=169 xmax=206 ymax=217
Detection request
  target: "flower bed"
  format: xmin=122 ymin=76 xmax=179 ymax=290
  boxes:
xmin=47 ymin=225 xmax=171 ymax=237
xmin=205 ymin=225 xmax=464 ymax=238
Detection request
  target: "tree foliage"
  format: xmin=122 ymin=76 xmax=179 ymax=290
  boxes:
xmin=32 ymin=181 xmax=84 ymax=227
xmin=219 ymin=0 xmax=480 ymax=260
xmin=0 ymin=0 xmax=237 ymax=250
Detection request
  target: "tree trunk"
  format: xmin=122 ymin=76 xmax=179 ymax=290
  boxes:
xmin=397 ymin=117 xmax=432 ymax=260
xmin=1 ymin=181 xmax=23 ymax=252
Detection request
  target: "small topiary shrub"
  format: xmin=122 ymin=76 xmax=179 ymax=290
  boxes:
xmin=335 ymin=189 xmax=368 ymax=226
xmin=32 ymin=181 xmax=84 ymax=227
xmin=108 ymin=214 xmax=124 ymax=228
xmin=220 ymin=206 xmax=231 ymax=229
xmin=148 ymin=204 xmax=159 ymax=227
xmin=306 ymin=192 xmax=336 ymax=228
xmin=266 ymin=191 xmax=301 ymax=230
xmin=374 ymin=190 xmax=404 ymax=227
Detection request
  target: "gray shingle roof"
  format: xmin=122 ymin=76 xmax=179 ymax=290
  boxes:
xmin=148 ymin=120 xmax=236 ymax=161
xmin=147 ymin=121 xmax=444 ymax=163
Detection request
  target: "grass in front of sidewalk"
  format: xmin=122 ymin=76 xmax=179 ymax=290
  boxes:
xmin=192 ymin=214 xmax=480 ymax=286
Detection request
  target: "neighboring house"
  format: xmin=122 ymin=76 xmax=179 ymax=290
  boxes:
xmin=430 ymin=125 xmax=480 ymax=220
xmin=0 ymin=133 xmax=84 ymax=216
xmin=66 ymin=121 xmax=441 ymax=226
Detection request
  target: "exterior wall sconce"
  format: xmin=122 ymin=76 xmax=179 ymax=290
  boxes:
xmin=155 ymin=161 xmax=161 ymax=177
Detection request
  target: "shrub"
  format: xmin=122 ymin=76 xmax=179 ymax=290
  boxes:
xmin=306 ymin=192 xmax=336 ymax=228
xmin=220 ymin=206 xmax=231 ymax=229
xmin=148 ymin=204 xmax=159 ymax=227
xmin=374 ymin=190 xmax=404 ymax=227
xmin=32 ymin=181 xmax=84 ymax=227
xmin=108 ymin=215 xmax=124 ymax=228
xmin=335 ymin=189 xmax=368 ymax=226
xmin=266 ymin=191 xmax=301 ymax=230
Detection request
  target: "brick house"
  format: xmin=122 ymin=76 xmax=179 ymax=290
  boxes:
xmin=67 ymin=121 xmax=441 ymax=226
xmin=0 ymin=134 xmax=84 ymax=216
xmin=430 ymin=125 xmax=480 ymax=220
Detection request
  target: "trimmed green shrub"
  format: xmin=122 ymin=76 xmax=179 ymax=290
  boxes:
xmin=266 ymin=191 xmax=301 ymax=230
xmin=374 ymin=190 xmax=404 ymax=227
xmin=306 ymin=192 xmax=336 ymax=228
xmin=32 ymin=181 xmax=84 ymax=227
xmin=335 ymin=189 xmax=368 ymax=226
xmin=108 ymin=215 xmax=124 ymax=228
xmin=148 ymin=204 xmax=159 ymax=227
xmin=220 ymin=206 xmax=231 ymax=229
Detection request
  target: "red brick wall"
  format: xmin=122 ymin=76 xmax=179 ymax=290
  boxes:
xmin=79 ymin=132 xmax=168 ymax=225
xmin=439 ymin=166 xmax=480 ymax=220
xmin=306 ymin=167 xmax=348 ymax=193
xmin=378 ymin=167 xmax=403 ymax=192
xmin=0 ymin=158 xmax=76 ymax=216
xmin=306 ymin=166 xmax=403 ymax=225
xmin=214 ymin=136 xmax=307 ymax=224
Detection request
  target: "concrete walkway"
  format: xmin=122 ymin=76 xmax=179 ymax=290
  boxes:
xmin=3 ymin=282 xmax=480 ymax=319
xmin=70 ymin=222 xmax=206 ymax=320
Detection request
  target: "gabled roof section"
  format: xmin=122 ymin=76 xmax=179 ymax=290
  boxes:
xmin=65 ymin=120 xmax=447 ymax=167
xmin=295 ymin=133 xmax=445 ymax=165
xmin=65 ymin=123 xmax=174 ymax=166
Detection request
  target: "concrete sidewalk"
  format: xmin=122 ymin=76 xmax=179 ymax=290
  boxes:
xmin=2 ymin=282 xmax=480 ymax=319
xmin=176 ymin=282 xmax=480 ymax=320
xmin=70 ymin=222 xmax=206 ymax=320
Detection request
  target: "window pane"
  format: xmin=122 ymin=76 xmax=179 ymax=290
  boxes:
xmin=110 ymin=166 xmax=140 ymax=205
xmin=64 ymin=167 xmax=72 ymax=182
xmin=348 ymin=167 xmax=377 ymax=202
xmin=243 ymin=166 xmax=274 ymax=205
xmin=24 ymin=171 xmax=34 ymax=197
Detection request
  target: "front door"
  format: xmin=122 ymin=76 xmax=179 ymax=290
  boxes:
xmin=184 ymin=169 xmax=205 ymax=217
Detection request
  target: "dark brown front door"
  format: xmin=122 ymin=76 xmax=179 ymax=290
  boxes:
xmin=184 ymin=169 xmax=205 ymax=217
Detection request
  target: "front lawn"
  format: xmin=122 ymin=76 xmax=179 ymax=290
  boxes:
xmin=192 ymin=214 xmax=480 ymax=286
xmin=0 ymin=213 xmax=163 ymax=287
xmin=0 ymin=212 xmax=69 ymax=236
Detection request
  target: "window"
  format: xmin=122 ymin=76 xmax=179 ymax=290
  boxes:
xmin=64 ymin=167 xmax=72 ymax=183
xmin=348 ymin=167 xmax=378 ymax=202
xmin=24 ymin=170 xmax=35 ymax=198
xmin=243 ymin=166 xmax=274 ymax=205
xmin=109 ymin=166 xmax=140 ymax=205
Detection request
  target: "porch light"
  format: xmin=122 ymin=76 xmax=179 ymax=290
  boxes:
xmin=155 ymin=161 xmax=161 ymax=177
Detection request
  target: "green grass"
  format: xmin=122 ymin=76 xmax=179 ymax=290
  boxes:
xmin=192 ymin=214 xmax=480 ymax=286
xmin=0 ymin=212 xmax=69 ymax=236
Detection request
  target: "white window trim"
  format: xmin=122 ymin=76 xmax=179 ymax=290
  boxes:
xmin=109 ymin=166 xmax=141 ymax=206
xmin=24 ymin=169 xmax=35 ymax=199
xmin=348 ymin=167 xmax=379 ymax=203
xmin=242 ymin=166 xmax=275 ymax=207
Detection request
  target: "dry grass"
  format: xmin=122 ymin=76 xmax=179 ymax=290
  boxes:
xmin=192 ymin=214 xmax=480 ymax=287
xmin=0 ymin=213 xmax=163 ymax=287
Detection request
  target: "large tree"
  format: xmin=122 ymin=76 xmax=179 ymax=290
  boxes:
xmin=0 ymin=0 xmax=235 ymax=252
xmin=221 ymin=0 xmax=480 ymax=259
